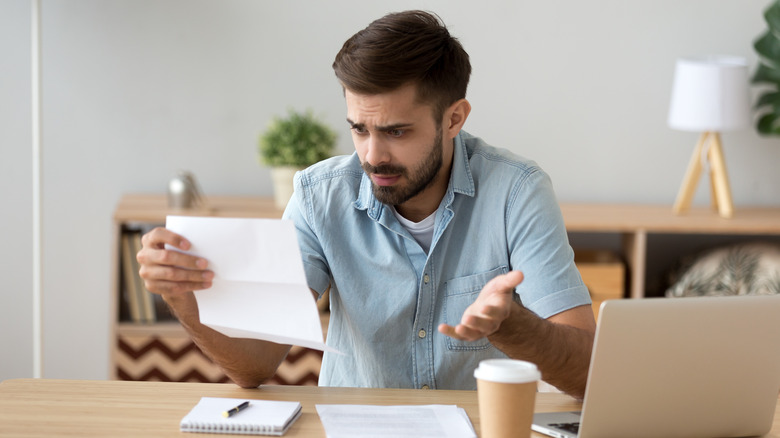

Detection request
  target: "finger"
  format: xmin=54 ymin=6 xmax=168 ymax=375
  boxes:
xmin=139 ymin=264 xmax=214 ymax=284
xmin=144 ymin=279 xmax=212 ymax=295
xmin=141 ymin=227 xmax=191 ymax=251
xmin=454 ymin=323 xmax=487 ymax=342
xmin=468 ymin=303 xmax=511 ymax=324
xmin=138 ymin=246 xmax=208 ymax=271
xmin=460 ymin=312 xmax=501 ymax=336
xmin=438 ymin=323 xmax=465 ymax=340
xmin=438 ymin=323 xmax=487 ymax=342
xmin=483 ymin=271 xmax=524 ymax=296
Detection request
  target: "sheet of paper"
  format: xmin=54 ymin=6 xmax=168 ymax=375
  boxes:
xmin=315 ymin=404 xmax=476 ymax=438
xmin=165 ymin=215 xmax=336 ymax=353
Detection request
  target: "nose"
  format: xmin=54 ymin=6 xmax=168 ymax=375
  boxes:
xmin=363 ymin=135 xmax=391 ymax=167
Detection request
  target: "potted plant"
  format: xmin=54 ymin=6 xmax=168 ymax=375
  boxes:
xmin=753 ymin=0 xmax=780 ymax=135
xmin=259 ymin=109 xmax=337 ymax=209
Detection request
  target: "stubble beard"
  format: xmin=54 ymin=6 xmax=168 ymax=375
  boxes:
xmin=362 ymin=126 xmax=444 ymax=206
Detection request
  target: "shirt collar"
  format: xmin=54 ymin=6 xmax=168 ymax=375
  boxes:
xmin=450 ymin=131 xmax=475 ymax=197
xmin=354 ymin=131 xmax=475 ymax=218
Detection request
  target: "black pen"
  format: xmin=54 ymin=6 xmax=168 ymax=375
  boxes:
xmin=222 ymin=401 xmax=250 ymax=418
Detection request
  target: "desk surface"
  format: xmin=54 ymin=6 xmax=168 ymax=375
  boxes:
xmin=1 ymin=378 xmax=778 ymax=437
xmin=0 ymin=379 xmax=580 ymax=437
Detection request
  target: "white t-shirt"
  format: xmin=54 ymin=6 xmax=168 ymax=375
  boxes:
xmin=393 ymin=207 xmax=436 ymax=254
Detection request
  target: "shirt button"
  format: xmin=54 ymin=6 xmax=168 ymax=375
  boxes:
xmin=423 ymin=274 xmax=430 ymax=284
xmin=418 ymin=329 xmax=426 ymax=339
xmin=421 ymin=385 xmax=430 ymax=390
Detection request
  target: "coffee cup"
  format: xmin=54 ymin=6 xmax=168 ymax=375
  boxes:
xmin=474 ymin=359 xmax=540 ymax=438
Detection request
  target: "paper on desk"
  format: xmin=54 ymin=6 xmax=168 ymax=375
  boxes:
xmin=165 ymin=216 xmax=337 ymax=353
xmin=315 ymin=404 xmax=476 ymax=438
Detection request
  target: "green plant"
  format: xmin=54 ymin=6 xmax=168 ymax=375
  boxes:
xmin=753 ymin=0 xmax=780 ymax=135
xmin=258 ymin=109 xmax=337 ymax=167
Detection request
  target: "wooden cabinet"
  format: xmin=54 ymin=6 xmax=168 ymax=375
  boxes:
xmin=575 ymin=250 xmax=624 ymax=322
xmin=561 ymin=204 xmax=780 ymax=299
xmin=111 ymin=194 xmax=324 ymax=385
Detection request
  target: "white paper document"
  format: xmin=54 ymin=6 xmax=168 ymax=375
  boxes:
xmin=165 ymin=215 xmax=336 ymax=353
xmin=315 ymin=404 xmax=476 ymax=438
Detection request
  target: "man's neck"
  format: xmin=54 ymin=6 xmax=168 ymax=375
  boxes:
xmin=395 ymin=203 xmax=438 ymax=223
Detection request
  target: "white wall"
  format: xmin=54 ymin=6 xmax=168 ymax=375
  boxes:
xmin=1 ymin=0 xmax=33 ymax=380
xmin=2 ymin=0 xmax=778 ymax=380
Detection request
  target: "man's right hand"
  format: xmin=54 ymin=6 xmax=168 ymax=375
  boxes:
xmin=136 ymin=227 xmax=214 ymax=295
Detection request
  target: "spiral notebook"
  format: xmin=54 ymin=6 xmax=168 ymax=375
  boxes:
xmin=180 ymin=397 xmax=302 ymax=436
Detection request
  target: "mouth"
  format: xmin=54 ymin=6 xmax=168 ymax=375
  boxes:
xmin=371 ymin=174 xmax=401 ymax=186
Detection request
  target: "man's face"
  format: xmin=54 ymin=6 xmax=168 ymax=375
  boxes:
xmin=345 ymin=83 xmax=449 ymax=207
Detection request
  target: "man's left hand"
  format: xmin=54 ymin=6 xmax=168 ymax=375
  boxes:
xmin=438 ymin=270 xmax=524 ymax=341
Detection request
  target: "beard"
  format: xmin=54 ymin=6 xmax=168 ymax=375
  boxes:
xmin=361 ymin=127 xmax=444 ymax=206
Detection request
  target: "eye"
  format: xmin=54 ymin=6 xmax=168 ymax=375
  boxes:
xmin=386 ymin=129 xmax=405 ymax=138
xmin=351 ymin=125 xmax=368 ymax=135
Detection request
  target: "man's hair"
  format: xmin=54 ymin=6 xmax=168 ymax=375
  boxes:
xmin=333 ymin=10 xmax=471 ymax=121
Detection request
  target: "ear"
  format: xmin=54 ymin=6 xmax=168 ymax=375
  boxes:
xmin=443 ymin=99 xmax=471 ymax=139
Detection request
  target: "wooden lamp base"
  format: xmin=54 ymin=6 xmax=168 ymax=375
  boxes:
xmin=672 ymin=131 xmax=734 ymax=219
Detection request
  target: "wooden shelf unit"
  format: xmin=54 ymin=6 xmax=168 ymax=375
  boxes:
xmin=111 ymin=194 xmax=780 ymax=382
xmin=110 ymin=194 xmax=292 ymax=383
xmin=111 ymin=193 xmax=284 ymax=324
xmin=560 ymin=204 xmax=780 ymax=298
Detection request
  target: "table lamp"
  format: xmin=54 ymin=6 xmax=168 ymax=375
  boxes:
xmin=667 ymin=56 xmax=751 ymax=218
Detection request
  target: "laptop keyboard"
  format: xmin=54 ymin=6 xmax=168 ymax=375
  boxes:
xmin=551 ymin=422 xmax=580 ymax=433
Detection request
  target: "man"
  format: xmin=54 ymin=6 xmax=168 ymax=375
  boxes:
xmin=137 ymin=10 xmax=595 ymax=398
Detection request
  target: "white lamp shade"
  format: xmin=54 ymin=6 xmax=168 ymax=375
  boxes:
xmin=667 ymin=56 xmax=751 ymax=132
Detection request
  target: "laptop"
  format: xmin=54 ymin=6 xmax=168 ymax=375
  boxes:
xmin=532 ymin=295 xmax=780 ymax=438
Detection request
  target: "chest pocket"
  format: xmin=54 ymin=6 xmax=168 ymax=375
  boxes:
xmin=443 ymin=265 xmax=508 ymax=351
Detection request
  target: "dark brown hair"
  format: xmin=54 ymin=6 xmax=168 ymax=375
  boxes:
xmin=332 ymin=10 xmax=471 ymax=121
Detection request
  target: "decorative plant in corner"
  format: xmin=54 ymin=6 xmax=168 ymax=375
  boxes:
xmin=753 ymin=0 xmax=780 ymax=135
xmin=259 ymin=109 xmax=337 ymax=209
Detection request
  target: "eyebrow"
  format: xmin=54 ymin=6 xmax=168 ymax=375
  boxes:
xmin=346 ymin=118 xmax=414 ymax=132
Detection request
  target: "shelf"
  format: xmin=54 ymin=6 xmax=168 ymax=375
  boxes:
xmin=561 ymin=203 xmax=780 ymax=298
xmin=111 ymin=194 xmax=780 ymax=382
xmin=111 ymin=194 xmax=286 ymax=383
xmin=561 ymin=204 xmax=780 ymax=234
xmin=114 ymin=193 xmax=282 ymax=224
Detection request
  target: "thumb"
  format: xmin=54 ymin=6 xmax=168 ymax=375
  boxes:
xmin=487 ymin=270 xmax=524 ymax=295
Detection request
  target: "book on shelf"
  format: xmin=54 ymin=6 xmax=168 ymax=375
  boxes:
xmin=120 ymin=228 xmax=174 ymax=323
xmin=121 ymin=232 xmax=143 ymax=323
xmin=130 ymin=231 xmax=155 ymax=322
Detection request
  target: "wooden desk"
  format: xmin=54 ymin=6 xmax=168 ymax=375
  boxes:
xmin=0 ymin=379 xmax=580 ymax=437
xmin=2 ymin=379 xmax=779 ymax=437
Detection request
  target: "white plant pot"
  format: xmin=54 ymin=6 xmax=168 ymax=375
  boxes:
xmin=270 ymin=166 xmax=302 ymax=210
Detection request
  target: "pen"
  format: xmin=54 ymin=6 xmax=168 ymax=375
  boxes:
xmin=222 ymin=401 xmax=250 ymax=418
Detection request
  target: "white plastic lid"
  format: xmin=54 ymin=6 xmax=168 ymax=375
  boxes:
xmin=473 ymin=359 xmax=541 ymax=384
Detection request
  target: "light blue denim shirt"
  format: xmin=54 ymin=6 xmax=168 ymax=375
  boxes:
xmin=282 ymin=131 xmax=590 ymax=390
